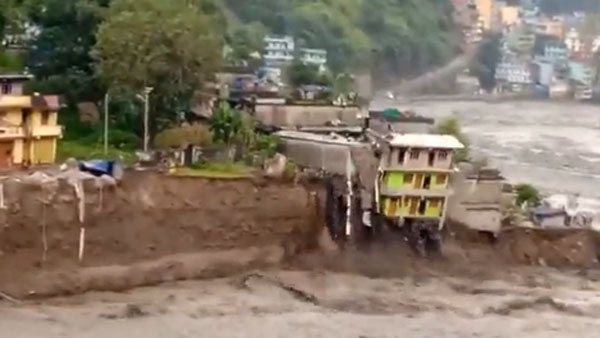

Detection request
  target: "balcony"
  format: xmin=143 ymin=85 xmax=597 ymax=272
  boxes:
xmin=29 ymin=125 xmax=62 ymax=138
xmin=0 ymin=126 xmax=24 ymax=139
xmin=379 ymin=186 xmax=452 ymax=198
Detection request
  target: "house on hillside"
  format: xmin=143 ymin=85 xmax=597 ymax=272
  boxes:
xmin=299 ymin=48 xmax=327 ymax=69
xmin=263 ymin=35 xmax=295 ymax=67
xmin=0 ymin=74 xmax=63 ymax=167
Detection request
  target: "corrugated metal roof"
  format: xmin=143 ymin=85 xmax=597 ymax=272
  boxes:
xmin=275 ymin=130 xmax=363 ymax=146
xmin=387 ymin=133 xmax=464 ymax=149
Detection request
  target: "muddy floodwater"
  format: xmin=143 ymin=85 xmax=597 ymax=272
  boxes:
xmin=2 ymin=268 xmax=600 ymax=338
xmin=377 ymin=99 xmax=600 ymax=214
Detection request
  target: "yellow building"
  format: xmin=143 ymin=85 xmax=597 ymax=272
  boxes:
xmin=378 ymin=134 xmax=464 ymax=228
xmin=475 ymin=0 xmax=495 ymax=30
xmin=0 ymin=94 xmax=62 ymax=167
xmin=500 ymin=6 xmax=520 ymax=27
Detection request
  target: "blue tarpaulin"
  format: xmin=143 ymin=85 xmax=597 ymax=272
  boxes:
xmin=79 ymin=160 xmax=123 ymax=179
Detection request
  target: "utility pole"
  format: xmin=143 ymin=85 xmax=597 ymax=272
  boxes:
xmin=104 ymin=93 xmax=110 ymax=155
xmin=137 ymin=87 xmax=153 ymax=152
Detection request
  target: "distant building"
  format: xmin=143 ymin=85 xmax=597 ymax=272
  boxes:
xmin=263 ymin=35 xmax=295 ymax=66
xmin=299 ymin=48 xmax=327 ymax=68
xmin=0 ymin=73 xmax=33 ymax=97
xmin=565 ymin=28 xmax=582 ymax=53
xmin=542 ymin=42 xmax=568 ymax=64
xmin=568 ymin=61 xmax=594 ymax=101
xmin=499 ymin=5 xmax=520 ymax=27
xmin=368 ymin=109 xmax=434 ymax=135
xmin=531 ymin=60 xmax=554 ymax=86
xmin=495 ymin=61 xmax=532 ymax=92
xmin=533 ymin=17 xmax=565 ymax=39
xmin=0 ymin=74 xmax=63 ymax=167
xmin=475 ymin=0 xmax=495 ymax=30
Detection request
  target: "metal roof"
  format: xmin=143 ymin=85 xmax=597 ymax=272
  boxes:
xmin=386 ymin=133 xmax=464 ymax=149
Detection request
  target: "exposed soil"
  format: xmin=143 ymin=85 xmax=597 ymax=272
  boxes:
xmin=2 ymin=171 xmax=600 ymax=337
xmin=0 ymin=172 xmax=322 ymax=298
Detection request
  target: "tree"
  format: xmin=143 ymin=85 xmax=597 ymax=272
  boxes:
xmin=288 ymin=61 xmax=331 ymax=87
xmin=94 ymin=0 xmax=222 ymax=131
xmin=470 ymin=33 xmax=501 ymax=92
xmin=25 ymin=0 xmax=109 ymax=103
xmin=436 ymin=117 xmax=469 ymax=163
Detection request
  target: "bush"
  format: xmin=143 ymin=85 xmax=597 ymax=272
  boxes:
xmin=154 ymin=124 xmax=212 ymax=149
xmin=515 ymin=184 xmax=541 ymax=207
xmin=436 ymin=117 xmax=469 ymax=162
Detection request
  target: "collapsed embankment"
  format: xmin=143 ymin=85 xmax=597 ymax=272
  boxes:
xmin=1 ymin=169 xmax=600 ymax=301
xmin=0 ymin=172 xmax=323 ymax=299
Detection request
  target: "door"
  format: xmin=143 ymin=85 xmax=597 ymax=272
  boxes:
xmin=423 ymin=175 xmax=432 ymax=189
xmin=0 ymin=141 xmax=13 ymax=168
xmin=409 ymin=198 xmax=418 ymax=215
xmin=414 ymin=173 xmax=423 ymax=189
xmin=418 ymin=200 xmax=427 ymax=215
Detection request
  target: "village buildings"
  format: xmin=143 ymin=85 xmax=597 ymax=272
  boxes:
xmin=0 ymin=74 xmax=62 ymax=167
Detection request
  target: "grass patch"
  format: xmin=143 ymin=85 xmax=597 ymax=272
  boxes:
xmin=171 ymin=161 xmax=252 ymax=179
xmin=58 ymin=140 xmax=137 ymax=165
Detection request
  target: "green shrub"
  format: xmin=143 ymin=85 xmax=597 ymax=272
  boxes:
xmin=154 ymin=124 xmax=212 ymax=149
xmin=515 ymin=184 xmax=541 ymax=207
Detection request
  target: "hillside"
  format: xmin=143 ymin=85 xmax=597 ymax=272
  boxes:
xmin=222 ymin=0 xmax=461 ymax=86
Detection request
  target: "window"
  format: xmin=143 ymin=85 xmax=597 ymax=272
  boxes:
xmin=436 ymin=174 xmax=446 ymax=185
xmin=409 ymin=149 xmax=420 ymax=160
xmin=438 ymin=151 xmax=448 ymax=160
xmin=403 ymin=173 xmax=413 ymax=185
xmin=1 ymin=83 xmax=11 ymax=94
xmin=397 ymin=148 xmax=406 ymax=165
xmin=41 ymin=111 xmax=50 ymax=125
xmin=430 ymin=199 xmax=440 ymax=208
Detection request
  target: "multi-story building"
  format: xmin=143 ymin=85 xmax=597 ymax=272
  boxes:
xmin=299 ymin=48 xmax=327 ymax=68
xmin=495 ymin=61 xmax=532 ymax=92
xmin=263 ymin=35 xmax=295 ymax=66
xmin=475 ymin=0 xmax=495 ymax=30
xmin=533 ymin=17 xmax=565 ymax=39
xmin=377 ymin=134 xmax=464 ymax=237
xmin=542 ymin=42 xmax=568 ymax=64
xmin=565 ymin=28 xmax=582 ymax=53
xmin=568 ymin=61 xmax=594 ymax=100
xmin=0 ymin=74 xmax=62 ymax=167
xmin=499 ymin=4 xmax=520 ymax=27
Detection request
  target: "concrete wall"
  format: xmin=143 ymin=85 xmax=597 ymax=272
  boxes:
xmin=448 ymin=168 xmax=504 ymax=233
xmin=369 ymin=119 xmax=433 ymax=135
xmin=281 ymin=138 xmax=365 ymax=175
xmin=255 ymin=104 xmax=364 ymax=127
xmin=457 ymin=207 xmax=502 ymax=233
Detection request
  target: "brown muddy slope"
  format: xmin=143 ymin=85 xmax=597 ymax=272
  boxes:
xmin=0 ymin=172 xmax=322 ymax=298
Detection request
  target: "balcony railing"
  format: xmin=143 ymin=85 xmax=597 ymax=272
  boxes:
xmin=0 ymin=126 xmax=25 ymax=139
xmin=29 ymin=125 xmax=63 ymax=138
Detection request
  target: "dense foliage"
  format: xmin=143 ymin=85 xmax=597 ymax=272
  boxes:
xmin=224 ymin=0 xmax=459 ymax=84
xmin=0 ymin=0 xmax=459 ymax=148
xmin=470 ymin=33 xmax=502 ymax=92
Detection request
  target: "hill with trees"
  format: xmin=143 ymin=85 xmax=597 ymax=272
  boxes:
xmin=0 ymin=0 xmax=460 ymax=154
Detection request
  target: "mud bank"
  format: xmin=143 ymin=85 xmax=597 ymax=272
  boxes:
xmin=0 ymin=172 xmax=322 ymax=298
